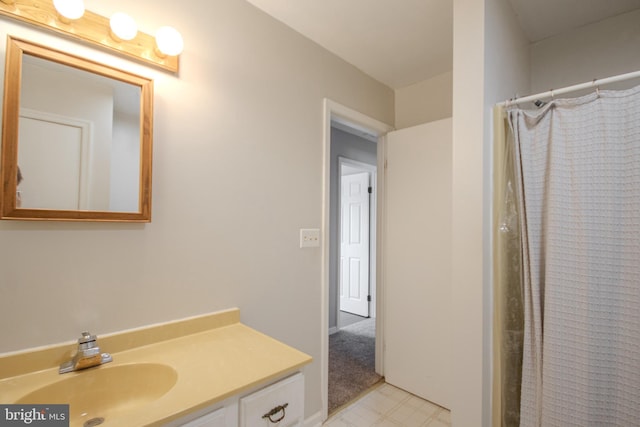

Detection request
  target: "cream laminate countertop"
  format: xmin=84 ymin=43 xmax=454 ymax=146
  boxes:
xmin=0 ymin=308 xmax=312 ymax=426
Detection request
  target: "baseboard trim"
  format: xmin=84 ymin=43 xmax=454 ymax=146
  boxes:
xmin=304 ymin=410 xmax=324 ymax=427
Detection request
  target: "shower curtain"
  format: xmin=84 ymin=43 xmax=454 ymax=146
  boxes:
xmin=507 ymin=86 xmax=640 ymax=427
xmin=493 ymin=107 xmax=524 ymax=427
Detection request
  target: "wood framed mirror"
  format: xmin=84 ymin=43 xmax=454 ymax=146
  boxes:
xmin=1 ymin=36 xmax=153 ymax=222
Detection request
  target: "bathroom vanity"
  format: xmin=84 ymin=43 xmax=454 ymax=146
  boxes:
xmin=0 ymin=308 xmax=312 ymax=426
xmin=174 ymin=372 xmax=304 ymax=427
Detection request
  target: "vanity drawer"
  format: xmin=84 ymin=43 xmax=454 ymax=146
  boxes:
xmin=239 ymin=373 xmax=304 ymax=427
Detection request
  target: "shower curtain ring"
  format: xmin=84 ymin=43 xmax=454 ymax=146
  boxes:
xmin=593 ymin=79 xmax=601 ymax=97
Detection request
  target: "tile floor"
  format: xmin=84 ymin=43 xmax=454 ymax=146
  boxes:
xmin=324 ymin=382 xmax=451 ymax=427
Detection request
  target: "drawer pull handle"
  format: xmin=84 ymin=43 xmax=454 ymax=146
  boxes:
xmin=262 ymin=403 xmax=288 ymax=423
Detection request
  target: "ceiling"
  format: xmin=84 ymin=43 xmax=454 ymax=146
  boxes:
xmin=246 ymin=0 xmax=640 ymax=90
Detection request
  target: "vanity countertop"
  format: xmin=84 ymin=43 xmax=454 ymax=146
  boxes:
xmin=0 ymin=308 xmax=312 ymax=426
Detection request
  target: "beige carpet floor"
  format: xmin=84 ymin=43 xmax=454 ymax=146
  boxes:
xmin=328 ymin=317 xmax=382 ymax=414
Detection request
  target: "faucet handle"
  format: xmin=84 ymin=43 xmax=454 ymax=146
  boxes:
xmin=78 ymin=332 xmax=99 ymax=352
xmin=78 ymin=332 xmax=96 ymax=344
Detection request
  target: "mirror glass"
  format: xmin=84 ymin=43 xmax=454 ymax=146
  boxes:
xmin=1 ymin=37 xmax=153 ymax=222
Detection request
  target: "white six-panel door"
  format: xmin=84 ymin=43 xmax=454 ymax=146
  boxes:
xmin=339 ymin=171 xmax=371 ymax=317
xmin=384 ymin=118 xmax=452 ymax=409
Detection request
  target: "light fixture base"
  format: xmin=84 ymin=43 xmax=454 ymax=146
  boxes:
xmin=0 ymin=0 xmax=179 ymax=73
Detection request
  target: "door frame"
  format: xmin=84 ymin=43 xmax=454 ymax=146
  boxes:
xmin=338 ymin=157 xmax=377 ymax=321
xmin=321 ymin=98 xmax=393 ymax=421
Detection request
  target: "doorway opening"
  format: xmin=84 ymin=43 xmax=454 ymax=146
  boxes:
xmin=329 ymin=142 xmax=380 ymax=414
xmin=321 ymin=99 xmax=392 ymax=421
xmin=322 ymin=100 xmax=392 ymax=419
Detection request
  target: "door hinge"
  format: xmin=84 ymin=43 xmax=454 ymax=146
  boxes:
xmin=367 ymin=295 xmax=372 ymax=302
xmin=368 ymin=186 xmax=372 ymax=194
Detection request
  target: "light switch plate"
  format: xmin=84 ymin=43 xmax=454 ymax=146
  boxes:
xmin=300 ymin=228 xmax=320 ymax=248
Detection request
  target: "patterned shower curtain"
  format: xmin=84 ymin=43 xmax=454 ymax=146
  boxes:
xmin=508 ymin=86 xmax=640 ymax=427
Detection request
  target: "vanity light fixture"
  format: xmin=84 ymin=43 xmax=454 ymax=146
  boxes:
xmin=110 ymin=12 xmax=137 ymax=41
xmin=155 ymin=26 xmax=184 ymax=56
xmin=0 ymin=0 xmax=181 ymax=73
xmin=53 ymin=0 xmax=84 ymax=21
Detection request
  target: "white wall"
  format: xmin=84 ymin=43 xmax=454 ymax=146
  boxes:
xmin=451 ymin=1 xmax=486 ymax=422
xmin=531 ymin=9 xmax=640 ymax=93
xmin=452 ymin=0 xmax=529 ymax=425
xmin=395 ymin=71 xmax=453 ymax=129
xmin=0 ymin=0 xmax=394 ymax=420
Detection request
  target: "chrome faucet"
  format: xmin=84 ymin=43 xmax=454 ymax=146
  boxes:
xmin=59 ymin=332 xmax=112 ymax=374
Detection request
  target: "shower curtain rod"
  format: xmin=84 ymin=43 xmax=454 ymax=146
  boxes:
xmin=496 ymin=69 xmax=640 ymax=107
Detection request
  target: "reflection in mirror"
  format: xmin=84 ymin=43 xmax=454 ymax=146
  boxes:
xmin=1 ymin=37 xmax=153 ymax=222
xmin=20 ymin=55 xmax=141 ymax=212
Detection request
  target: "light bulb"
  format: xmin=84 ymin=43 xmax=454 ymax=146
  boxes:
xmin=53 ymin=0 xmax=85 ymax=20
xmin=155 ymin=26 xmax=184 ymax=56
xmin=110 ymin=12 xmax=138 ymax=41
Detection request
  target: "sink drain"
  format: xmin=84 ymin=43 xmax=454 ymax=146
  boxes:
xmin=83 ymin=417 xmax=105 ymax=427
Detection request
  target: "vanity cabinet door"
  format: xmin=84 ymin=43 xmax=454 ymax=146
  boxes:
xmin=179 ymin=406 xmax=235 ymax=427
xmin=239 ymin=373 xmax=304 ymax=427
